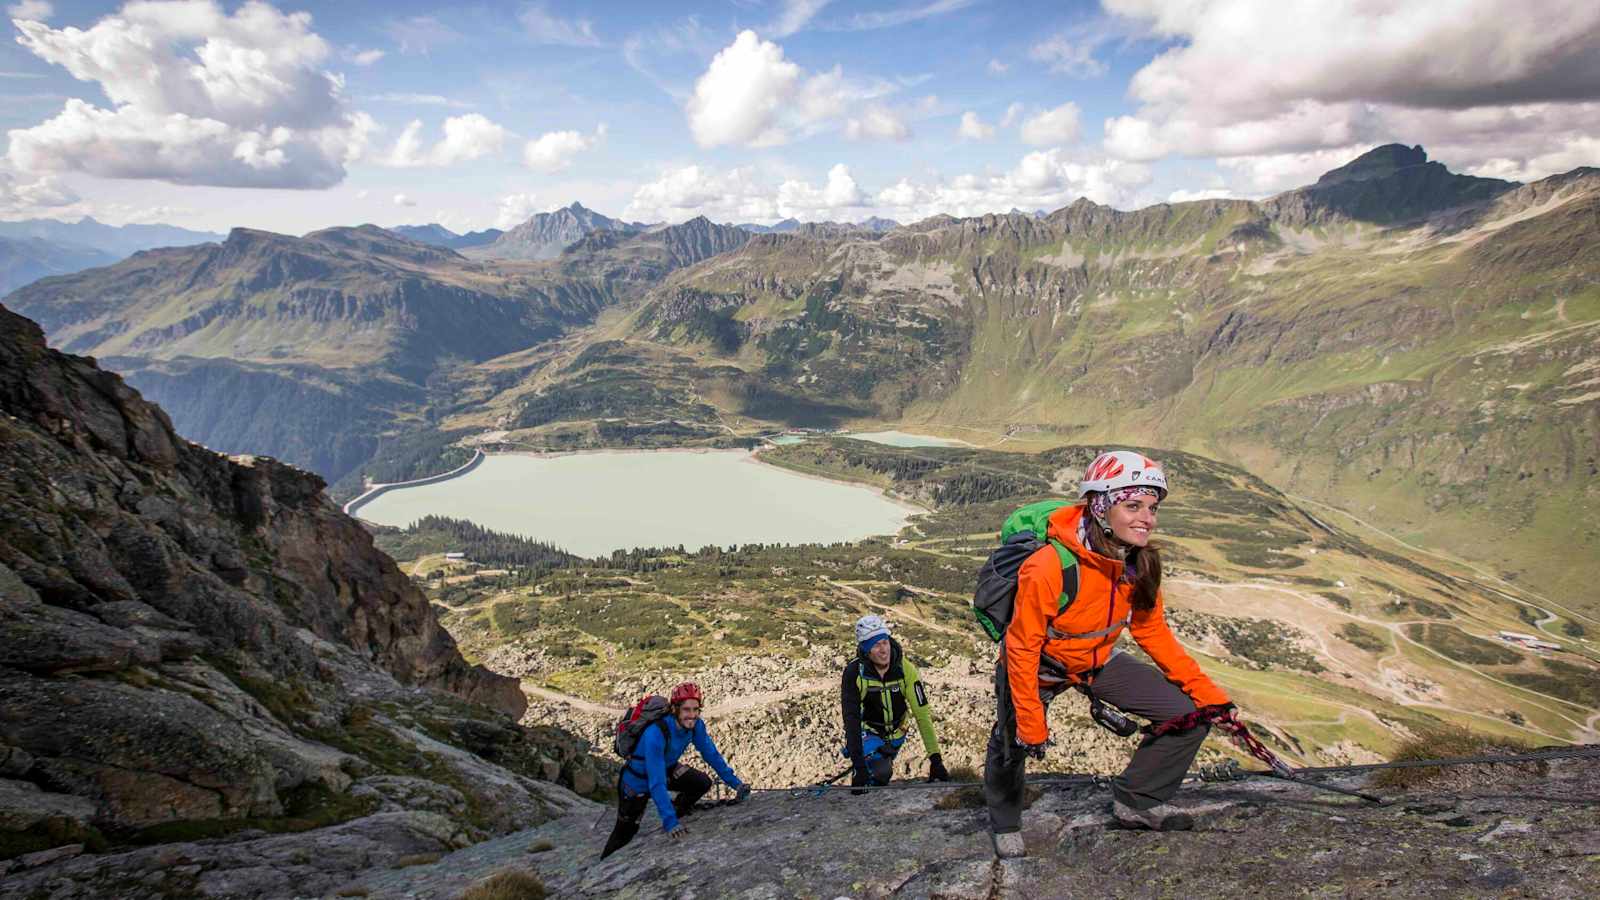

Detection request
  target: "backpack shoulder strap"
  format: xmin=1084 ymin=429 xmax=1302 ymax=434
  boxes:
xmin=654 ymin=717 xmax=672 ymax=757
xmin=1048 ymin=539 xmax=1080 ymax=614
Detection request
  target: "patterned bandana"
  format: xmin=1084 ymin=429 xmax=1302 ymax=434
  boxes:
xmin=1089 ymin=486 xmax=1162 ymax=526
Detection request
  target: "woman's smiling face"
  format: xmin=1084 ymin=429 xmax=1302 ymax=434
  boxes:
xmin=1106 ymin=492 xmax=1160 ymax=548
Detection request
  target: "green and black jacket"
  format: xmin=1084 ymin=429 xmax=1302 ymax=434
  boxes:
xmin=840 ymin=637 xmax=941 ymax=770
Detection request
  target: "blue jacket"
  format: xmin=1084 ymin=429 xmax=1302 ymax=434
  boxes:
xmin=620 ymin=716 xmax=742 ymax=831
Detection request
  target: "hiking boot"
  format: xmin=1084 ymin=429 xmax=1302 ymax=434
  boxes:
xmin=1112 ymin=799 xmax=1194 ymax=831
xmin=990 ymin=830 xmax=1026 ymax=859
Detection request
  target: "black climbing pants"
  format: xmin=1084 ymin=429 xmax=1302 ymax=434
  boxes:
xmin=600 ymin=764 xmax=713 ymax=858
xmin=983 ymin=651 xmax=1209 ymax=833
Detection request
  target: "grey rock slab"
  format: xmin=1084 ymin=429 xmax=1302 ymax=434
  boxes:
xmin=0 ymin=669 xmax=281 ymax=828
xmin=0 ymin=811 xmax=459 ymax=900
xmin=0 ymin=594 xmax=155 ymax=674
xmin=16 ymin=842 xmax=85 ymax=869
xmin=0 ymin=777 xmax=96 ymax=831
xmin=89 ymin=599 xmax=195 ymax=631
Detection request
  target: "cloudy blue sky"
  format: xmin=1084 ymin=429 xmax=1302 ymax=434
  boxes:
xmin=2 ymin=0 xmax=1597 ymax=234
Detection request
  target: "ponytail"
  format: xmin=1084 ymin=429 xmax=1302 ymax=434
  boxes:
xmin=1127 ymin=545 xmax=1161 ymax=612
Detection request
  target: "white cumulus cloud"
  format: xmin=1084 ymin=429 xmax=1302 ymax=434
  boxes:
xmin=686 ymin=30 xmax=801 ymax=147
xmin=1101 ymin=0 xmax=1600 ymax=180
xmin=8 ymin=0 xmax=372 ymax=189
xmin=0 ymin=168 xmax=77 ymax=217
xmin=1019 ymin=102 xmax=1081 ymax=146
xmin=958 ymin=111 xmax=994 ymax=140
xmin=523 ymin=124 xmax=606 ymax=173
xmin=385 ymin=114 xmax=509 ymax=168
xmin=685 ymin=30 xmax=906 ymax=147
xmin=624 ymin=162 xmax=871 ymax=223
xmin=624 ymin=153 xmax=1150 ymax=227
xmin=393 ymin=192 xmax=416 ymax=207
xmin=776 ymin=163 xmax=863 ymax=216
xmin=1166 ymin=188 xmax=1235 ymax=203
xmin=495 ymin=192 xmax=545 ymax=229
xmin=986 ymin=58 xmax=1009 ymax=76
xmin=873 ymin=151 xmax=1150 ymax=220
xmin=624 ymin=164 xmax=778 ymax=222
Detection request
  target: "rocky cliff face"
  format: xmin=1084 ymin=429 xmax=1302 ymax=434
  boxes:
xmin=0 ymin=302 xmax=606 ymax=892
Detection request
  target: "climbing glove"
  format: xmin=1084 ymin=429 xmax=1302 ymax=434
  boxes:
xmin=1015 ymin=737 xmax=1051 ymax=761
xmin=927 ymin=753 xmax=951 ymax=783
xmin=850 ymin=766 xmax=869 ymax=795
xmin=732 ymin=784 xmax=752 ymax=804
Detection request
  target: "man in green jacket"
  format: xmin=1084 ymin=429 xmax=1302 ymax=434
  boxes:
xmin=841 ymin=615 xmax=950 ymax=790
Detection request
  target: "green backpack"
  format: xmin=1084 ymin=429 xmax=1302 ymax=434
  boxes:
xmin=971 ymin=500 xmax=1080 ymax=641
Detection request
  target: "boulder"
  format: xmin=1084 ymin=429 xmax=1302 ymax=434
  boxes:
xmin=0 ymin=778 xmax=96 ymax=832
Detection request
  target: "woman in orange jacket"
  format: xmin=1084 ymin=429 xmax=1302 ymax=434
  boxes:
xmin=984 ymin=450 xmax=1234 ymax=858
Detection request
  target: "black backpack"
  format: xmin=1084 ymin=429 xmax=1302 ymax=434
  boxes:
xmin=972 ymin=500 xmax=1080 ymax=641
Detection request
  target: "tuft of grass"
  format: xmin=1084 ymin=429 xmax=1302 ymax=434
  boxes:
xmin=933 ymin=783 xmax=1038 ymax=811
xmin=393 ymin=852 xmax=443 ymax=868
xmin=945 ymin=764 xmax=980 ymax=783
xmin=1371 ymin=727 xmax=1535 ymax=790
xmin=458 ymin=870 xmax=547 ymax=900
xmin=526 ymin=839 xmax=554 ymax=853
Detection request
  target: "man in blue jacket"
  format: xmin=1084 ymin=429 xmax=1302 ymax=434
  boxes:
xmin=601 ymin=682 xmax=750 ymax=858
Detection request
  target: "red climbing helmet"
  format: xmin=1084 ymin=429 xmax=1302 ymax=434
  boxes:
xmin=670 ymin=682 xmax=703 ymax=706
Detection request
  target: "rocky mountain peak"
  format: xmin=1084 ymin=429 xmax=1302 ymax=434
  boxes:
xmin=1316 ymin=143 xmax=1429 ymax=187
xmin=1266 ymin=142 xmax=1517 ymax=226
xmin=472 ymin=202 xmax=643 ymax=261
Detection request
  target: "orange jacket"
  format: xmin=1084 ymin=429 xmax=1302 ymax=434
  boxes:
xmin=1004 ymin=504 xmax=1229 ymax=745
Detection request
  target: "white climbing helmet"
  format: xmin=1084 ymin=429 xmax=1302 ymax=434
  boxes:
xmin=855 ymin=614 xmax=890 ymax=646
xmin=1078 ymin=450 xmax=1169 ymax=499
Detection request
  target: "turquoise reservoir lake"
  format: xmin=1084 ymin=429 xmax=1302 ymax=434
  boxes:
xmin=355 ymin=450 xmax=919 ymax=557
xmin=846 ymin=431 xmax=971 ymax=448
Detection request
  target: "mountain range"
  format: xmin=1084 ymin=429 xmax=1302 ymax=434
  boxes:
xmin=4 ymin=215 xmax=749 ymax=484
xmin=6 ymin=144 xmax=1597 ymax=608
xmin=390 ymin=223 xmax=503 ymax=250
xmin=733 ymin=216 xmax=900 ymax=234
xmin=0 ymin=217 xmax=222 ymax=296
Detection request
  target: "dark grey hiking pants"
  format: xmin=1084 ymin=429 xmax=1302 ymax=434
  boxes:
xmin=983 ymin=651 xmax=1209 ymax=833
